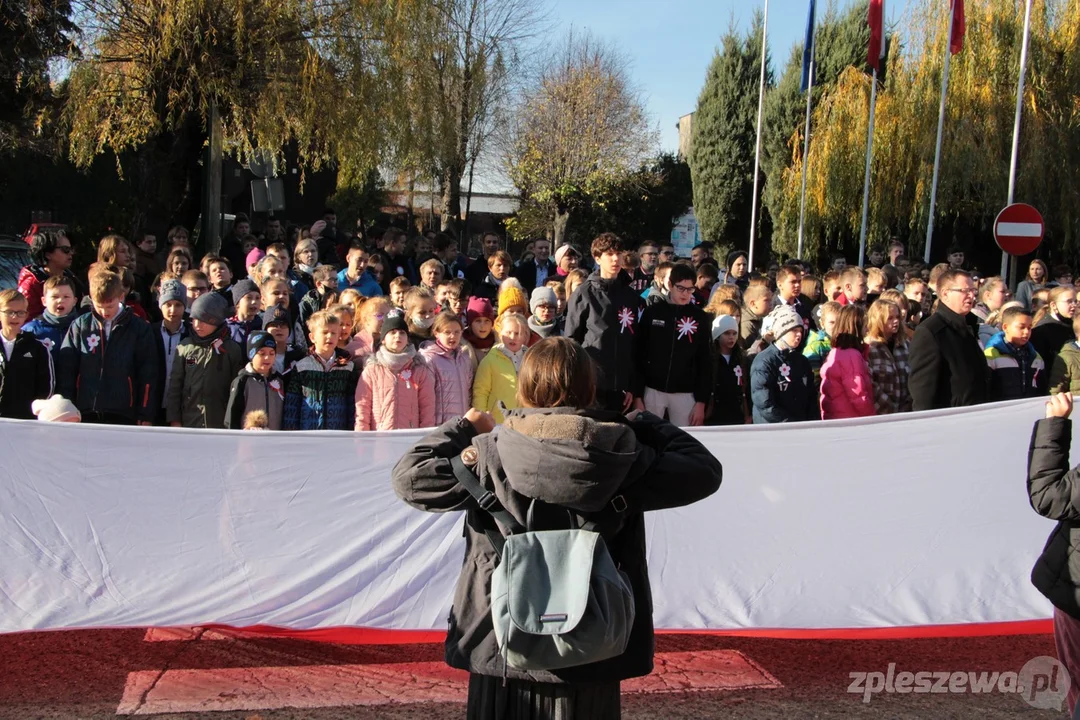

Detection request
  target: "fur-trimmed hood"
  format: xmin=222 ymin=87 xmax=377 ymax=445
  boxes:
xmin=479 ymin=407 xmax=638 ymax=513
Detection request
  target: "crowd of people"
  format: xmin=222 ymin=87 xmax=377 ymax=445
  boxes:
xmin=0 ymin=212 xmax=1072 ymax=431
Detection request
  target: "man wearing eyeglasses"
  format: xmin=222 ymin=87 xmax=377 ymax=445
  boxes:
xmin=908 ymin=269 xmax=989 ymax=411
xmin=634 ymin=263 xmax=713 ymax=426
xmin=17 ymin=232 xmax=80 ymax=322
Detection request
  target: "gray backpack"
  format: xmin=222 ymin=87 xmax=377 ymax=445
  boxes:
xmin=452 ymin=455 xmax=636 ymax=673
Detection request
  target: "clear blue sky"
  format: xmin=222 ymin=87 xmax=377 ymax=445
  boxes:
xmin=546 ymin=0 xmax=912 ymax=153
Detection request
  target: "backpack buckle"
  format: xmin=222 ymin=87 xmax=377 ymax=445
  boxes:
xmin=477 ymin=491 xmax=499 ymax=511
xmin=610 ymin=495 xmax=628 ymax=513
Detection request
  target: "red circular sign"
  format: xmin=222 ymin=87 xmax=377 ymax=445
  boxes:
xmin=994 ymin=203 xmax=1044 ymax=256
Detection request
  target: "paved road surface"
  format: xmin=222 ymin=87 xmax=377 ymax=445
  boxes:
xmin=0 ymin=628 xmax=1068 ymax=718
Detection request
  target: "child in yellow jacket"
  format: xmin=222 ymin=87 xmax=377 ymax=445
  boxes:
xmin=472 ymin=312 xmax=529 ymax=423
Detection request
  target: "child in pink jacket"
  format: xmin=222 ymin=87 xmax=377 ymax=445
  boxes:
xmin=355 ymin=311 xmax=435 ymax=431
xmin=419 ymin=312 xmax=474 ymax=424
xmin=819 ymin=305 xmax=876 ymax=420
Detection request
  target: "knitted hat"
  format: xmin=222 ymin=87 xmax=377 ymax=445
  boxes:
xmin=246 ymin=247 xmax=265 ymax=269
xmin=726 ymin=250 xmax=748 ymax=271
xmin=554 ymin=244 xmax=580 ymax=267
xmin=529 ymin=286 xmax=557 ymax=314
xmin=261 ymin=304 xmax=291 ymax=329
xmin=711 ymin=314 xmax=739 ymax=341
xmin=231 ymin=278 xmax=259 ymax=306
xmin=31 ymin=395 xmax=81 ymax=423
xmin=765 ymin=304 xmax=803 ymax=341
xmin=466 ymin=297 xmax=495 ymax=324
xmin=158 ymin=279 xmax=188 ymax=309
xmin=246 ymin=330 xmax=278 ymax=360
xmin=497 ymin=281 xmax=528 ymax=316
xmin=381 ymin=309 xmax=409 ymax=336
xmin=190 ymin=292 xmax=229 ymax=326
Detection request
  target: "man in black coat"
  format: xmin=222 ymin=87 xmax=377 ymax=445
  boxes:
xmin=908 ymin=269 xmax=989 ymax=411
xmin=513 ymin=238 xmax=557 ymax=294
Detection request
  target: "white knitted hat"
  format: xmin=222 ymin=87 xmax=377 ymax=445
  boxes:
xmin=31 ymin=395 xmax=81 ymax=423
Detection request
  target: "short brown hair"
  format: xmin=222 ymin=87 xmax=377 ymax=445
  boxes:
xmin=840 ymin=266 xmax=865 ymax=286
xmin=487 ymin=250 xmax=512 ymax=270
xmin=389 ymin=275 xmax=412 ymax=292
xmin=306 ymin=309 xmax=340 ymax=332
xmin=776 ymin=264 xmax=802 ymax=283
xmin=590 ymin=232 xmax=625 ymax=258
xmin=935 ymin=268 xmax=972 ymax=295
xmin=818 ymin=300 xmax=843 ymax=324
xmin=517 ymin=337 xmax=596 ymax=410
xmin=0 ymin=288 xmax=26 ymax=309
xmin=90 ymin=270 xmax=124 ymax=303
xmin=181 ymin=269 xmax=209 ymax=287
xmin=43 ymin=275 xmax=77 ymax=294
xmin=313 ymin=265 xmax=337 ymax=285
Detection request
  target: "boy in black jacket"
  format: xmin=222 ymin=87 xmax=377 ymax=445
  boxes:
xmin=565 ymin=233 xmax=644 ymax=412
xmin=0 ymin=290 xmax=53 ymax=418
xmin=635 ymin=263 xmax=712 ymax=425
xmin=225 ymin=331 xmax=285 ymax=430
xmin=57 ymin=268 xmax=158 ymax=425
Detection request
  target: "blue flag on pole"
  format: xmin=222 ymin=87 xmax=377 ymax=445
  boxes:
xmin=801 ymin=0 xmax=816 ymax=92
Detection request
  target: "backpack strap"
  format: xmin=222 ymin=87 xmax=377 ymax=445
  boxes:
xmin=450 ymin=454 xmax=524 ymax=558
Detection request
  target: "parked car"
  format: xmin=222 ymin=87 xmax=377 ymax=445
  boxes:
xmin=0 ymin=237 xmax=33 ymax=291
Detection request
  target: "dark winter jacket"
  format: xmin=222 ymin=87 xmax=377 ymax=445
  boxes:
xmin=984 ymin=331 xmax=1046 ymax=403
xmin=151 ymin=320 xmax=190 ymax=420
xmin=391 ymin=407 xmax=722 ymax=684
xmin=283 ymin=348 xmax=359 ymax=430
xmin=1031 ymin=314 xmax=1075 ymax=394
xmin=1028 ymin=417 xmax=1080 ymax=621
xmin=57 ymin=307 xmax=158 ymax=423
xmin=298 ymin=289 xmax=333 ymax=331
xmin=565 ymin=273 xmax=645 ymax=409
xmin=635 ymin=302 xmax=713 ymax=402
xmin=23 ymin=310 xmax=76 ymax=359
xmin=513 ymin=259 xmax=558 ymax=294
xmin=166 ymin=326 xmax=246 ymax=428
xmin=749 ymin=342 xmax=816 ymax=424
xmin=709 ymin=344 xmax=749 ymax=426
xmin=225 ymin=365 xmax=286 ymax=430
xmin=907 ymin=305 xmax=989 ymax=411
xmin=0 ymin=332 xmax=53 ymax=419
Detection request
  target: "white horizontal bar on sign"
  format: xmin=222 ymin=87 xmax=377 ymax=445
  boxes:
xmin=996 ymin=222 xmax=1043 ymax=237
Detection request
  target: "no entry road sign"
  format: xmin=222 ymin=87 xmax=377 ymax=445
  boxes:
xmin=994 ymin=203 xmax=1044 ymax=256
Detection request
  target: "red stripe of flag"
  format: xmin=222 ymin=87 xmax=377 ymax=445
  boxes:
xmin=950 ymin=0 xmax=965 ymax=55
xmin=868 ymin=0 xmax=884 ymax=71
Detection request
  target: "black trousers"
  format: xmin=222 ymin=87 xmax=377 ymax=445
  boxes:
xmin=466 ymin=673 xmax=620 ymax=720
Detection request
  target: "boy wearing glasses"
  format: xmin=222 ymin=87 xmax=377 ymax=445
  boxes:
xmin=57 ymin=269 xmax=157 ymax=425
xmin=0 ymin=290 xmax=54 ymax=418
xmin=634 ymin=263 xmax=712 ymax=426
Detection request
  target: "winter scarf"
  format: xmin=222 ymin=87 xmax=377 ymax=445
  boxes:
xmin=527 ymin=315 xmax=557 ymax=339
xmin=375 ymin=345 xmax=418 ymax=374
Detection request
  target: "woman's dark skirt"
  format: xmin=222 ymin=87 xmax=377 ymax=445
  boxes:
xmin=466 ymin=673 xmax=621 ymax=720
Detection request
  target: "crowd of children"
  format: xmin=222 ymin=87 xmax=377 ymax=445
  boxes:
xmin=1 ymin=225 xmax=1074 ymax=430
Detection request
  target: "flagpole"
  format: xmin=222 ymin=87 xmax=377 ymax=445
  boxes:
xmin=748 ymin=0 xmax=769 ymax=274
xmin=797 ymin=33 xmax=815 ymax=261
xmin=924 ymin=0 xmax=957 ymax=264
xmin=1002 ymin=0 xmax=1033 ymax=283
xmin=858 ymin=68 xmax=879 ymax=269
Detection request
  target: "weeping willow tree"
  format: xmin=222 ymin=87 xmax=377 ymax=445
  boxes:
xmin=63 ymin=0 xmax=408 ymax=232
xmin=772 ymin=0 xmax=1079 ymax=266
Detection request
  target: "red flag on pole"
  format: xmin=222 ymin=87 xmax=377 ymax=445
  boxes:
xmin=868 ymin=0 xmax=885 ymax=71
xmin=950 ymin=0 xmax=965 ymax=55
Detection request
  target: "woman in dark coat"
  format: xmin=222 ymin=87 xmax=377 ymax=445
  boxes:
xmin=391 ymin=336 xmax=722 ymax=719
xmin=1028 ymin=392 xmax=1080 ymax=714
